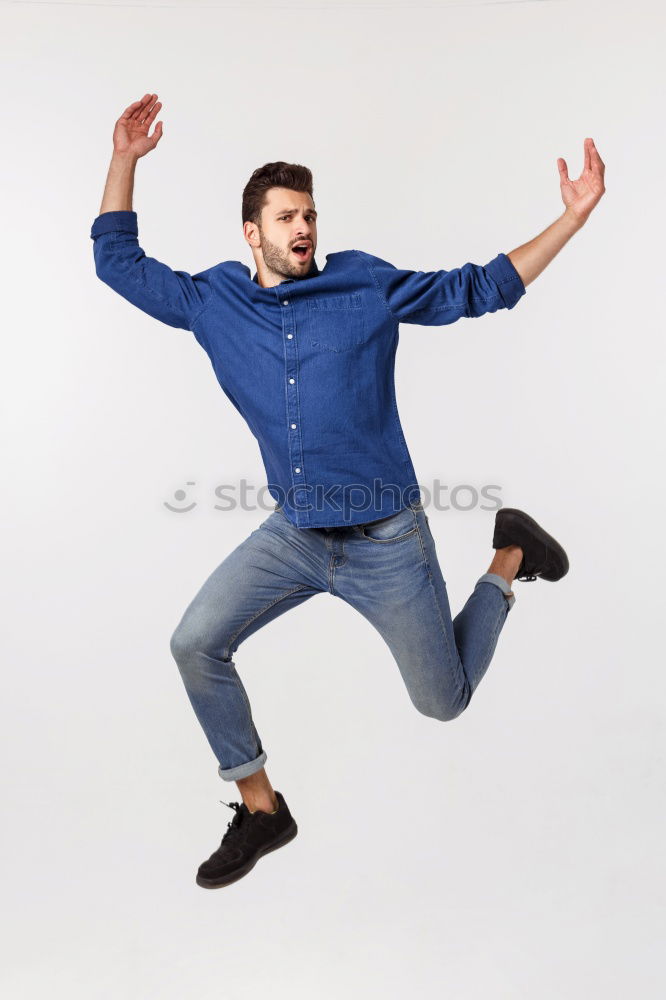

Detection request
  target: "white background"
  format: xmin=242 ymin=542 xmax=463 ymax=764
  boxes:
xmin=2 ymin=0 xmax=664 ymax=997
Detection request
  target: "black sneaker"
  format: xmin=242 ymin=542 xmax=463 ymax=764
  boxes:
xmin=492 ymin=507 xmax=569 ymax=582
xmin=196 ymin=790 xmax=298 ymax=889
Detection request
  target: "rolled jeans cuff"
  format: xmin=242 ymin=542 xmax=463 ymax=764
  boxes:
xmin=475 ymin=572 xmax=516 ymax=610
xmin=218 ymin=749 xmax=268 ymax=782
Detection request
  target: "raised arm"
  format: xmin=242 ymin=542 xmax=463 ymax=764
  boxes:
xmin=507 ymin=138 xmax=606 ymax=287
xmin=91 ymin=93 xmax=213 ymax=331
xmin=98 ymin=93 xmax=162 ymax=214
xmin=357 ymin=138 xmax=605 ymax=326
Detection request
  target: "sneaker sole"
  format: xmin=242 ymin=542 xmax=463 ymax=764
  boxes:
xmin=195 ymin=820 xmax=298 ymax=889
xmin=494 ymin=507 xmax=569 ymax=582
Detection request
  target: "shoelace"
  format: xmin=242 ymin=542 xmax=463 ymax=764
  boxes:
xmin=515 ymin=553 xmax=538 ymax=583
xmin=218 ymin=800 xmax=244 ymax=844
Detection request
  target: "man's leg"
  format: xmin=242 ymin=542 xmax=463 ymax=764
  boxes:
xmin=235 ymin=768 xmax=279 ymax=814
xmin=169 ymin=511 xmax=325 ymax=811
xmin=332 ymin=504 xmax=519 ymax=721
xmin=486 ymin=544 xmax=523 ymax=593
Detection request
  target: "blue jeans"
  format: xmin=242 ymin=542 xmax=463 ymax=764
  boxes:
xmin=169 ymin=501 xmax=515 ymax=782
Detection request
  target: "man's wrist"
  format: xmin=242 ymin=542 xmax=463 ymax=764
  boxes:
xmin=110 ymin=150 xmax=139 ymax=170
xmin=99 ymin=152 xmax=139 ymax=215
xmin=562 ymin=206 xmax=587 ymax=232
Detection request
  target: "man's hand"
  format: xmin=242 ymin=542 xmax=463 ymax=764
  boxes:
xmin=558 ymin=137 xmax=606 ymax=226
xmin=506 ymin=137 xmax=606 ymax=286
xmin=98 ymin=93 xmax=163 ymax=213
xmin=113 ymin=93 xmax=163 ymax=159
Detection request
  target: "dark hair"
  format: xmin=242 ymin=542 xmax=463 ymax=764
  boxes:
xmin=242 ymin=161 xmax=314 ymax=227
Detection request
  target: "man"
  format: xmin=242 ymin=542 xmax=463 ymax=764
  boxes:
xmin=90 ymin=93 xmax=605 ymax=889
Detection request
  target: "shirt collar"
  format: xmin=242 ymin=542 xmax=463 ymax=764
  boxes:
xmin=252 ymin=256 xmax=320 ymax=285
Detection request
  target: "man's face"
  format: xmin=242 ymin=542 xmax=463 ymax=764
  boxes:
xmin=246 ymin=187 xmax=318 ymax=282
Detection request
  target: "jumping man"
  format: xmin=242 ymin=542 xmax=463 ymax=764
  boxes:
xmin=90 ymin=93 xmax=606 ymax=888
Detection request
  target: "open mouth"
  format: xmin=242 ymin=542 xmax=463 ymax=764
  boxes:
xmin=291 ymin=243 xmax=311 ymax=259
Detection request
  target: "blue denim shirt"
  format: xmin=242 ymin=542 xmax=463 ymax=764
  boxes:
xmin=90 ymin=210 xmax=526 ymax=529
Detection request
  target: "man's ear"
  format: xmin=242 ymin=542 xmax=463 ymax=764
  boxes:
xmin=243 ymin=222 xmax=258 ymax=247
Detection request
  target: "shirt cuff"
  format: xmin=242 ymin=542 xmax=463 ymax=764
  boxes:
xmin=90 ymin=210 xmax=138 ymax=239
xmin=484 ymin=252 xmax=526 ymax=308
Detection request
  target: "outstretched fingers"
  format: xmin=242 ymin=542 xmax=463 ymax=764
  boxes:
xmin=119 ymin=93 xmax=157 ymax=123
xmin=559 ymin=139 xmax=604 ymax=184
xmin=133 ymin=93 xmax=158 ymax=124
xmin=143 ymin=98 xmax=162 ymax=129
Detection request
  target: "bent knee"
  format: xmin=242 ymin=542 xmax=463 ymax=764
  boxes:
xmin=169 ymin=621 xmax=220 ymax=666
xmin=413 ymin=692 xmax=471 ymax=722
xmin=169 ymin=624 xmax=194 ymax=664
xmin=169 ymin=615 xmax=234 ymax=673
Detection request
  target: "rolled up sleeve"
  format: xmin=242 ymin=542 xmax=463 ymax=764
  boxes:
xmin=90 ymin=210 xmax=213 ymax=331
xmin=356 ymin=249 xmax=526 ymax=325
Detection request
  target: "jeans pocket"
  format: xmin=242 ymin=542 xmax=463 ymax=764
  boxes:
xmin=360 ymin=506 xmax=418 ymax=543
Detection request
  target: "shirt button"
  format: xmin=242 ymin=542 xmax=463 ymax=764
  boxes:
xmin=295 ymin=467 xmax=301 ymax=473
xmin=289 ymin=378 xmax=295 ymax=384
xmin=287 ymin=333 xmax=293 ymax=339
xmin=282 ymin=300 xmax=289 ymax=306
xmin=291 ymin=423 xmax=296 ymax=429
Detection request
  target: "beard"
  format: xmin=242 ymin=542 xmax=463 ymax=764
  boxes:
xmin=259 ymin=230 xmax=312 ymax=280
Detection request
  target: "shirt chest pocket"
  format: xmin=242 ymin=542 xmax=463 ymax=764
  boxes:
xmin=305 ymin=293 xmax=365 ymax=352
